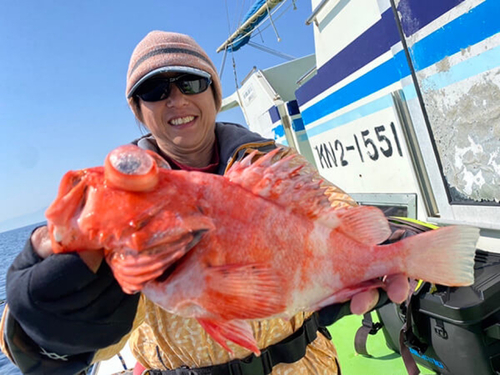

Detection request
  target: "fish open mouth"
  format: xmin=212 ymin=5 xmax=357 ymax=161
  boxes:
xmin=107 ymin=229 xmax=209 ymax=293
xmin=154 ymin=255 xmax=186 ymax=283
xmin=152 ymin=229 xmax=209 ymax=283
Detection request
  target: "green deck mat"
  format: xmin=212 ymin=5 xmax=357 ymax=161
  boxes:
xmin=328 ymin=314 xmax=436 ymax=374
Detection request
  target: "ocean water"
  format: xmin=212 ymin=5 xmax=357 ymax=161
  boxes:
xmin=0 ymin=222 xmax=45 ymax=375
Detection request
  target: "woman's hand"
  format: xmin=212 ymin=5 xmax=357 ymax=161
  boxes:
xmin=350 ymin=274 xmax=410 ymax=315
xmin=6 ymin=225 xmax=140 ymax=359
xmin=31 ymin=226 xmax=53 ymax=258
xmin=31 ymin=226 xmax=104 ymax=273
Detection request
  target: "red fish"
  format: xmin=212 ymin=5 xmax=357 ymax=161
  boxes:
xmin=46 ymin=145 xmax=216 ymax=292
xmin=46 ymin=145 xmax=479 ymax=355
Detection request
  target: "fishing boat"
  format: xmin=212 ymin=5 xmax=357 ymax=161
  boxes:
xmin=216 ymin=0 xmax=500 ymax=374
xmin=220 ymin=0 xmax=500 ymax=234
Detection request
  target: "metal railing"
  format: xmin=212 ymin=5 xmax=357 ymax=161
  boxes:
xmin=305 ymin=0 xmax=332 ymax=25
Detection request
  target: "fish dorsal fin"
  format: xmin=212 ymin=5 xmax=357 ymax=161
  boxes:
xmin=225 ymin=148 xmax=339 ymax=227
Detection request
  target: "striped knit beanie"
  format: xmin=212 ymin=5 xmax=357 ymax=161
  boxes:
xmin=126 ymin=31 xmax=222 ymax=115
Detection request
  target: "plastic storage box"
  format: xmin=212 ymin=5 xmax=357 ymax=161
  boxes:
xmin=377 ymin=250 xmax=500 ymax=375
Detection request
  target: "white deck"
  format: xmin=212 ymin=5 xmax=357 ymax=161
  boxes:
xmin=90 ymin=343 xmax=136 ymax=375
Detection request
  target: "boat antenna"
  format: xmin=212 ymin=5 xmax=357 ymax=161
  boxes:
xmin=219 ymin=47 xmax=228 ymax=78
xmin=219 ymin=0 xmax=232 ymax=78
xmin=249 ymin=0 xmax=293 ymax=41
xmin=221 ymin=0 xmax=250 ymax=122
xmin=247 ymin=41 xmax=296 ymax=60
xmin=230 ymin=49 xmax=250 ymax=122
xmin=265 ymin=0 xmax=281 ymax=42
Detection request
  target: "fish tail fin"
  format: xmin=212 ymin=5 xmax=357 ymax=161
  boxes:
xmin=402 ymin=226 xmax=479 ymax=286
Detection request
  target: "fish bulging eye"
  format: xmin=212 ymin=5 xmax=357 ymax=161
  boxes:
xmin=105 ymin=145 xmax=159 ymax=191
xmin=110 ymin=152 xmax=152 ymax=175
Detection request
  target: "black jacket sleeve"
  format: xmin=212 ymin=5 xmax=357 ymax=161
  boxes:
xmin=4 ymin=229 xmax=140 ymax=375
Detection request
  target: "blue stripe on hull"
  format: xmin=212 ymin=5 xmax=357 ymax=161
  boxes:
xmin=301 ymin=52 xmax=410 ymax=125
xmin=295 ymin=8 xmax=399 ymax=106
xmin=306 ymin=42 xmax=500 ymax=139
xmin=421 ymin=43 xmax=500 ymax=91
xmin=297 ymin=131 xmax=309 ymax=143
xmin=296 ymin=0 xmax=469 ymax=107
xmin=306 ymin=95 xmax=394 ymax=137
xmin=409 ymin=0 xmax=500 ymax=71
xmin=287 ymin=100 xmax=300 ymax=116
xmin=300 ymin=0 xmax=500 ymax=126
xmin=272 ymin=124 xmax=285 ymax=138
xmin=397 ymin=0 xmax=466 ymax=37
xmin=292 ymin=117 xmax=305 ymax=132
xmin=268 ymin=106 xmax=280 ymax=123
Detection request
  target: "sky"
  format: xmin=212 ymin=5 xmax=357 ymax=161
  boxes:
xmin=0 ymin=0 xmax=316 ymax=231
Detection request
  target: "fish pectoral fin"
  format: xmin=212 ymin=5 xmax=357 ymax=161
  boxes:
xmin=337 ymin=206 xmax=391 ymax=245
xmin=310 ymin=279 xmax=385 ymax=311
xmin=197 ymin=318 xmax=260 ymax=356
xmin=202 ymin=263 xmax=287 ymax=321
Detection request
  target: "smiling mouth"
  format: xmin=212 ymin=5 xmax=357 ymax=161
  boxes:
xmin=170 ymin=116 xmax=195 ymax=126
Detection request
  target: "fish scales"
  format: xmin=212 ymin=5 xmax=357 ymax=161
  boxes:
xmin=45 ymin=145 xmax=479 ymax=356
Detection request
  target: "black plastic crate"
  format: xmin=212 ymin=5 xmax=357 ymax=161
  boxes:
xmin=377 ymin=250 xmax=500 ymax=375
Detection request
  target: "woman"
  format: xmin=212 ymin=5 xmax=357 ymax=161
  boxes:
xmin=1 ymin=31 xmax=409 ymax=375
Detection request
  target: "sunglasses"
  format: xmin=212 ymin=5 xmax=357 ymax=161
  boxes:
xmin=135 ymin=74 xmax=212 ymax=102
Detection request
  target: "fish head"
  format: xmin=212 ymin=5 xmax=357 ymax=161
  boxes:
xmin=45 ymin=144 xmax=164 ymax=251
xmin=46 ymin=144 xmax=216 ymax=291
xmin=45 ymin=167 xmax=104 ymax=253
xmin=98 ymin=144 xmax=216 ymax=252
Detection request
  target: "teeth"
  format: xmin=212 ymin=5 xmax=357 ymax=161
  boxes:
xmin=170 ymin=116 xmax=195 ymax=126
xmin=53 ymin=228 xmax=63 ymax=242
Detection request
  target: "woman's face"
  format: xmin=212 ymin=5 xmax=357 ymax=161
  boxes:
xmin=138 ymin=74 xmax=217 ymax=154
